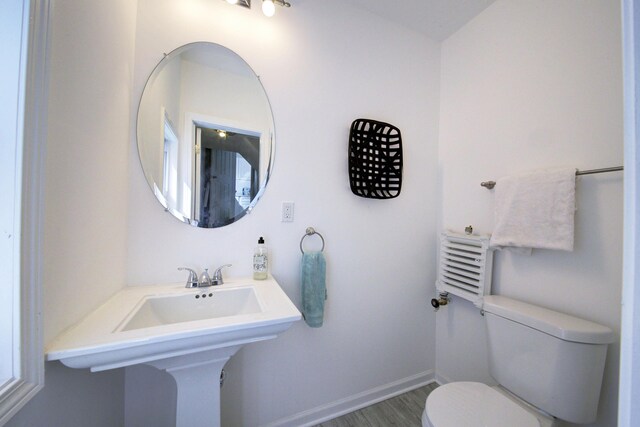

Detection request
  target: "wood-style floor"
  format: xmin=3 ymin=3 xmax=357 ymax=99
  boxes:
xmin=314 ymin=383 xmax=438 ymax=427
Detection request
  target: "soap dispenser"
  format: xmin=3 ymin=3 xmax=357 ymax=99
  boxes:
xmin=253 ymin=237 xmax=268 ymax=280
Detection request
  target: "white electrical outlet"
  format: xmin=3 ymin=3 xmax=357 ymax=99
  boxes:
xmin=281 ymin=202 xmax=294 ymax=222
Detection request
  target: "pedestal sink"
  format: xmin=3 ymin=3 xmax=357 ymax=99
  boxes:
xmin=46 ymin=277 xmax=301 ymax=427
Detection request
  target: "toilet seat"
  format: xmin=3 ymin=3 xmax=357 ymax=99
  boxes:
xmin=423 ymin=382 xmax=552 ymax=427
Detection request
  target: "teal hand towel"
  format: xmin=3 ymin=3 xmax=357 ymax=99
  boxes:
xmin=301 ymin=251 xmax=326 ymax=328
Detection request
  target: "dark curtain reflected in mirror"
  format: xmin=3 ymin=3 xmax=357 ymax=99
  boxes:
xmin=197 ymin=127 xmax=259 ymax=228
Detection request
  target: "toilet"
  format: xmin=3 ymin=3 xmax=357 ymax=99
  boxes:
xmin=423 ymin=295 xmax=615 ymax=426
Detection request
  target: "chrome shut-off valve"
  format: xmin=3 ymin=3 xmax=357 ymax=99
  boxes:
xmin=431 ymin=292 xmax=450 ymax=311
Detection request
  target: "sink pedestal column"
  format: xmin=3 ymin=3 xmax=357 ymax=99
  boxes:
xmin=145 ymin=346 xmax=241 ymax=427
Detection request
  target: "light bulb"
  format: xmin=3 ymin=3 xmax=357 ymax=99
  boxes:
xmin=218 ymin=130 xmax=227 ymax=138
xmin=262 ymin=0 xmax=275 ymax=17
xmin=226 ymin=0 xmax=239 ymax=4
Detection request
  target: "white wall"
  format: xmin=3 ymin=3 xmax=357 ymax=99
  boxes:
xmin=6 ymin=363 xmax=124 ymax=427
xmin=42 ymin=0 xmax=136 ymax=347
xmin=6 ymin=0 xmax=137 ymax=425
xmin=438 ymin=1 xmax=623 ymax=427
xmin=124 ymin=1 xmax=441 ymax=425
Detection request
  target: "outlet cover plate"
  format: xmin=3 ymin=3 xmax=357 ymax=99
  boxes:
xmin=281 ymin=202 xmax=294 ymax=222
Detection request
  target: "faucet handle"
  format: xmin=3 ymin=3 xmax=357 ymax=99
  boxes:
xmin=178 ymin=267 xmax=198 ymax=288
xmin=212 ymin=264 xmax=232 ymax=285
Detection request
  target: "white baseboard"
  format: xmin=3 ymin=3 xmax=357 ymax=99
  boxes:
xmin=263 ymin=370 xmax=436 ymax=427
xmin=434 ymin=371 xmax=452 ymax=385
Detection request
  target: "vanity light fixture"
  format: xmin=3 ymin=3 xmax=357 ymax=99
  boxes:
xmin=261 ymin=0 xmax=275 ymax=17
xmin=261 ymin=0 xmax=290 ymax=17
xmin=223 ymin=0 xmax=290 ymax=15
xmin=225 ymin=0 xmax=251 ymax=8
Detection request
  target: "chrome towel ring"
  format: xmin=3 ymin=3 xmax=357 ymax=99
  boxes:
xmin=300 ymin=227 xmax=325 ymax=254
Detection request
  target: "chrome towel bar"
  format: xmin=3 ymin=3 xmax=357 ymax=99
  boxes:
xmin=480 ymin=166 xmax=623 ymax=189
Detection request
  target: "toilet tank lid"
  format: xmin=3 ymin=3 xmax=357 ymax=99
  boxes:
xmin=483 ymin=296 xmax=615 ymax=344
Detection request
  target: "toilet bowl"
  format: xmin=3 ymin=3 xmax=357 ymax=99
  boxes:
xmin=422 ymin=382 xmax=555 ymax=427
xmin=422 ymin=296 xmax=614 ymax=427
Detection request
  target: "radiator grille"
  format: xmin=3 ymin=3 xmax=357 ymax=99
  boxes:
xmin=436 ymin=233 xmax=493 ymax=308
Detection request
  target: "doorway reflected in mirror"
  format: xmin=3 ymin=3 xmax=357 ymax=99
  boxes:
xmin=194 ymin=124 xmax=260 ymax=227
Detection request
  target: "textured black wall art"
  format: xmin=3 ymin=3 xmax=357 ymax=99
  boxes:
xmin=348 ymin=118 xmax=403 ymax=199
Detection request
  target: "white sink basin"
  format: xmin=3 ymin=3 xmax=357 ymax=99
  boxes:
xmin=46 ymin=277 xmax=301 ymax=427
xmin=46 ymin=277 xmax=301 ymax=371
xmin=119 ymin=286 xmax=263 ymax=331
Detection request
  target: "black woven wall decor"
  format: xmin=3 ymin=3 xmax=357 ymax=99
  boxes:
xmin=348 ymin=118 xmax=403 ymax=199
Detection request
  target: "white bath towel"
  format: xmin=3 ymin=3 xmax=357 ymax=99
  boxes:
xmin=489 ymin=168 xmax=576 ymax=252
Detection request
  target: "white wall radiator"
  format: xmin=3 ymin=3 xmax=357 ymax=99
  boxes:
xmin=436 ymin=232 xmax=494 ymax=308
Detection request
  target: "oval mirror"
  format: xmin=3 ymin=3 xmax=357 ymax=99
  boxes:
xmin=137 ymin=42 xmax=275 ymax=228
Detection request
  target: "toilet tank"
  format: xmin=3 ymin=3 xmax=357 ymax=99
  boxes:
xmin=483 ymin=296 xmax=614 ymax=424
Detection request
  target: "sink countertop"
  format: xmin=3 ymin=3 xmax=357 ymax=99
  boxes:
xmin=46 ymin=276 xmax=301 ymax=370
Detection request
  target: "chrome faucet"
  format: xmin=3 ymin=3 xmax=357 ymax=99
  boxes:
xmin=199 ymin=268 xmax=212 ymax=287
xmin=179 ymin=265 xmax=230 ymax=288
xmin=211 ymin=264 xmax=232 ymax=286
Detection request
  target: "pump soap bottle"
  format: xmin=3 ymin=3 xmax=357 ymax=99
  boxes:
xmin=253 ymin=237 xmax=268 ymax=280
